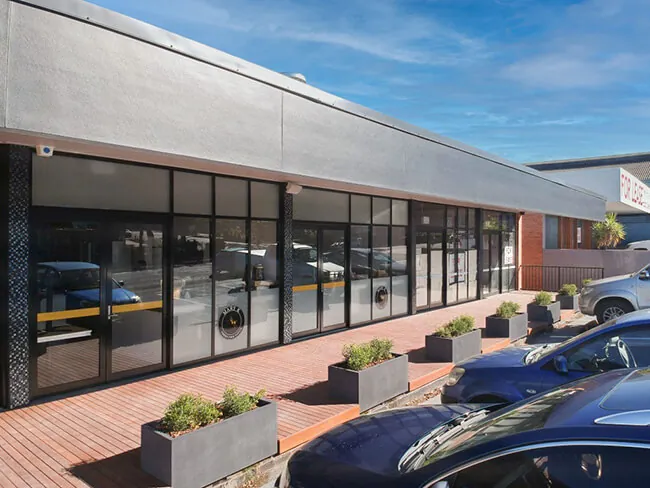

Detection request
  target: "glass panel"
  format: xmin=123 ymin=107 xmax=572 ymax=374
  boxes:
xmin=322 ymin=229 xmax=346 ymax=328
xmin=416 ymin=230 xmax=429 ymax=309
xmin=214 ymin=219 xmax=249 ymax=354
xmin=502 ymin=231 xmax=516 ymax=292
xmin=372 ymin=226 xmax=391 ymax=319
xmin=294 ymin=188 xmax=349 ymax=222
xmin=174 ymin=172 xmax=211 ymax=215
xmin=481 ymin=233 xmax=491 ymax=295
xmin=483 ymin=211 xmax=500 ymax=231
xmin=172 ymin=217 xmax=212 ymax=365
xmin=292 ymin=226 xmax=319 ymax=334
xmin=372 ymin=198 xmax=391 ymax=225
xmin=490 ymin=233 xmax=501 ymax=293
xmin=446 ymin=228 xmax=458 ymax=305
xmin=110 ymin=223 xmax=164 ymax=374
xmin=414 ymin=202 xmax=445 ymax=227
xmin=468 ymin=228 xmax=478 ymax=299
xmin=392 ymin=200 xmax=409 ymax=226
xmin=545 ymin=215 xmax=559 ymax=249
xmin=457 ymin=231 xmax=468 ymax=301
xmin=251 ymin=182 xmax=279 ymax=219
xmin=446 ymin=207 xmax=457 ymax=229
xmin=468 ymin=208 xmax=476 ymax=229
xmin=350 ymin=226 xmax=371 ymax=324
xmin=430 ymin=232 xmax=444 ymax=306
xmin=34 ymin=222 xmax=102 ymax=390
xmin=215 ymin=177 xmax=248 ymax=217
xmin=351 ymin=195 xmax=371 ymax=224
xmin=250 ymin=221 xmax=279 ymax=346
xmin=391 ymin=227 xmax=408 ymax=315
xmin=33 ymin=155 xmax=169 ymax=212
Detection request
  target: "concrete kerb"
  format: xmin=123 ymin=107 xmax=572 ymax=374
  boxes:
xmin=210 ymin=313 xmax=591 ymax=488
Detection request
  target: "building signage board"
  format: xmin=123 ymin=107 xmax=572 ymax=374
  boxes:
xmin=503 ymin=246 xmax=514 ymax=266
xmin=620 ymin=169 xmax=650 ymax=211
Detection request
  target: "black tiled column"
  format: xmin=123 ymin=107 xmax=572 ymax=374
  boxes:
xmin=280 ymin=186 xmax=293 ymax=344
xmin=0 ymin=145 xmax=31 ymax=409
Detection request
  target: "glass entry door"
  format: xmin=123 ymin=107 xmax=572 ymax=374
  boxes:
xmin=415 ymin=229 xmax=444 ymax=310
xmin=482 ymin=231 xmax=502 ymax=296
xmin=32 ymin=214 xmax=165 ymax=396
xmin=292 ymin=224 xmax=347 ymax=337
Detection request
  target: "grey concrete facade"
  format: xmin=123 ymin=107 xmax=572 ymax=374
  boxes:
xmin=0 ymin=0 xmax=605 ymax=220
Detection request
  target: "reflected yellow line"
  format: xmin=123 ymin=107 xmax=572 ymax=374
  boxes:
xmin=37 ymin=308 xmax=100 ymax=323
xmin=292 ymin=281 xmax=345 ymax=292
xmin=36 ymin=300 xmax=163 ymax=322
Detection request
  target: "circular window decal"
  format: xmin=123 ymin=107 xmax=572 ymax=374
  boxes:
xmin=219 ymin=305 xmax=245 ymax=339
xmin=375 ymin=286 xmax=389 ymax=309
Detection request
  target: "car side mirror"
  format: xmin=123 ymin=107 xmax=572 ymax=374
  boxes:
xmin=118 ymin=280 xmax=125 ymax=287
xmin=640 ymin=270 xmax=650 ymax=281
xmin=554 ymin=355 xmax=569 ymax=375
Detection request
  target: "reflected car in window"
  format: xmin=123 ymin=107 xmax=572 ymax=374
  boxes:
xmin=325 ymin=248 xmax=406 ymax=278
xmin=441 ymin=309 xmax=650 ymax=405
xmin=280 ymin=368 xmax=650 ymax=488
xmin=37 ymin=262 xmax=141 ymax=308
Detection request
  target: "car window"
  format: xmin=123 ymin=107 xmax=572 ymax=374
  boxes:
xmin=437 ymin=444 xmax=650 ymax=488
xmin=566 ymin=326 xmax=650 ymax=372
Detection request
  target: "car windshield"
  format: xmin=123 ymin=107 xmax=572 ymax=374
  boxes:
xmin=524 ymin=318 xmax=619 ymax=364
xmin=293 ymin=247 xmax=317 ymax=263
xmin=59 ymin=268 xmax=101 ymax=291
xmin=403 ymin=385 xmax=585 ymax=473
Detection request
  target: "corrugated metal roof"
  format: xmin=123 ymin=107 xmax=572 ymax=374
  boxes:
xmin=526 ymin=153 xmax=650 ymax=183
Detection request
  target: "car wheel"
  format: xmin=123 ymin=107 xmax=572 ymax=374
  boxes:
xmin=596 ymin=299 xmax=633 ymax=324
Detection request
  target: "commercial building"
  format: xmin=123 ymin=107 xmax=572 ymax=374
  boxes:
xmin=0 ymin=0 xmax=604 ymax=409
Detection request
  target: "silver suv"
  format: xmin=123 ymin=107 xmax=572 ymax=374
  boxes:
xmin=580 ymin=265 xmax=650 ymax=323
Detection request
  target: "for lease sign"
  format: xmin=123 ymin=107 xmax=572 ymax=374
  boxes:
xmin=620 ymin=169 xmax=650 ymax=210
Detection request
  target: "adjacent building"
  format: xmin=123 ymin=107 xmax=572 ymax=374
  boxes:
xmin=0 ymin=0 xmax=604 ymax=409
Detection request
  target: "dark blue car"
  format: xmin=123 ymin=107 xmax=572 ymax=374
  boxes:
xmin=441 ymin=309 xmax=650 ymax=405
xmin=281 ymin=368 xmax=650 ymax=487
xmin=38 ymin=261 xmax=141 ymax=307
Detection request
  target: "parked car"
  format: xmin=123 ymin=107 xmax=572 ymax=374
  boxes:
xmin=627 ymin=240 xmax=650 ymax=250
xmin=281 ymin=368 xmax=650 ymax=487
xmin=441 ymin=309 xmax=650 ymax=405
xmin=37 ymin=261 xmax=141 ymax=308
xmin=580 ymin=265 xmax=650 ymax=323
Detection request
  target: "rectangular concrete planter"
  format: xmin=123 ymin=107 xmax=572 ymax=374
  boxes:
xmin=485 ymin=312 xmax=528 ymax=341
xmin=527 ymin=301 xmax=561 ymax=325
xmin=141 ymin=400 xmax=278 ymax=488
xmin=328 ymin=353 xmax=408 ymax=412
xmin=558 ymin=294 xmax=579 ymax=310
xmin=425 ymin=328 xmax=482 ymax=364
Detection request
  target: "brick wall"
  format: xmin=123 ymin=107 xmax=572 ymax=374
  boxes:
xmin=521 ymin=213 xmax=544 ymax=266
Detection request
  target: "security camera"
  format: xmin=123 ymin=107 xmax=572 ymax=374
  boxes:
xmin=36 ymin=145 xmax=54 ymax=157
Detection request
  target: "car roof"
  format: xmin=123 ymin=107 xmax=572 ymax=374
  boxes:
xmin=39 ymin=261 xmax=100 ymax=271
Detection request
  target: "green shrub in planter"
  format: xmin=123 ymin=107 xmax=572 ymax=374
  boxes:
xmin=433 ymin=315 xmax=475 ymax=338
xmin=534 ymin=291 xmax=553 ymax=306
xmin=342 ymin=338 xmax=393 ymax=371
xmin=583 ymin=278 xmax=593 ymax=286
xmin=495 ymin=301 xmax=520 ymax=319
xmin=558 ymin=283 xmax=578 ymax=296
xmin=220 ymin=387 xmax=266 ymax=419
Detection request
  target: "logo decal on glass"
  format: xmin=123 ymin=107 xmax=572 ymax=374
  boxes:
xmin=219 ymin=305 xmax=245 ymax=339
xmin=375 ymin=286 xmax=389 ymax=309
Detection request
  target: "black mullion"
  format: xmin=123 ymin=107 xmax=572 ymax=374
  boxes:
xmin=246 ymin=181 xmax=252 ymax=349
xmin=389 ymin=200 xmax=393 ymax=317
xmin=369 ymin=198 xmax=374 ymax=321
xmin=317 ymin=228 xmax=323 ymax=333
xmin=344 ymin=196 xmax=351 ymax=327
xmin=101 ymin=222 xmax=112 ymax=382
xmin=164 ymin=170 xmax=174 ymax=368
xmin=210 ymin=176 xmax=216 ymax=358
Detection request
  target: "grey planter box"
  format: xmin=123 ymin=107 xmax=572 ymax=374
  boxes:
xmin=425 ymin=328 xmax=482 ymax=364
xmin=527 ymin=301 xmax=561 ymax=325
xmin=141 ymin=400 xmax=277 ymax=488
xmin=558 ymin=294 xmax=579 ymax=310
xmin=329 ymin=353 xmax=408 ymax=412
xmin=485 ymin=313 xmax=529 ymax=341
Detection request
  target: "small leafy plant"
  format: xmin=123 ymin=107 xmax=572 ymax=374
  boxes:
xmin=558 ymin=283 xmax=578 ymax=296
xmin=342 ymin=338 xmax=393 ymax=371
xmin=534 ymin=291 xmax=553 ymax=306
xmin=583 ymin=278 xmax=593 ymax=286
xmin=495 ymin=301 xmax=520 ymax=319
xmin=433 ymin=315 xmax=475 ymax=338
xmin=159 ymin=387 xmax=265 ymax=437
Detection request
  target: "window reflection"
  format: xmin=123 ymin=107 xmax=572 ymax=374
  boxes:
xmin=350 ymin=226 xmax=371 ymax=324
xmin=250 ymin=221 xmax=279 ymax=346
xmin=173 ymin=218 xmax=212 ymax=365
xmin=392 ymin=227 xmax=408 ymax=315
xmin=373 ymin=226 xmax=391 ymax=319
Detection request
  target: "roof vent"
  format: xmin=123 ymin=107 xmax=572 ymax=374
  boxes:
xmin=282 ymin=72 xmax=307 ymax=84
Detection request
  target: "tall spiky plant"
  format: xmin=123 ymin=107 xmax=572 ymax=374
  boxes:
xmin=592 ymin=212 xmax=626 ymax=249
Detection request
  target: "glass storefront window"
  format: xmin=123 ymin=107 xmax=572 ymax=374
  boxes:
xmin=251 ymin=182 xmax=279 ymax=219
xmin=173 ymin=217 xmax=212 ymax=365
xmin=215 ymin=177 xmax=248 ymax=217
xmin=373 ymin=198 xmax=391 ymax=225
xmin=294 ymin=188 xmax=349 ymax=222
xmin=250 ymin=221 xmax=280 ymax=346
xmin=214 ymin=219 xmax=249 ymax=355
xmin=468 ymin=228 xmax=478 ymax=299
xmin=392 ymin=200 xmax=409 ymax=226
xmin=292 ymin=226 xmax=319 ymax=334
xmin=174 ymin=172 xmax=212 ymax=215
xmin=372 ymin=226 xmax=391 ymax=319
xmin=350 ymin=226 xmax=372 ymax=324
xmin=351 ymin=195 xmax=371 ymax=224
xmin=415 ymin=202 xmax=445 ymax=227
xmin=391 ymin=227 xmax=408 ymax=315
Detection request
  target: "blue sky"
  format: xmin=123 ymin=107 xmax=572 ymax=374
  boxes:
xmin=89 ymin=0 xmax=650 ymax=163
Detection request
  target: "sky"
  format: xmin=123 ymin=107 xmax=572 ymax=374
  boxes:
xmin=89 ymin=0 xmax=650 ymax=164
